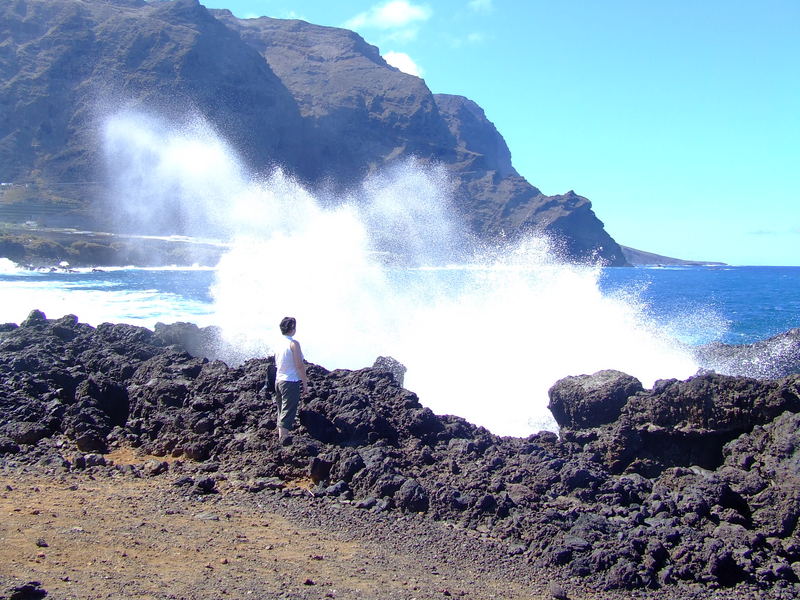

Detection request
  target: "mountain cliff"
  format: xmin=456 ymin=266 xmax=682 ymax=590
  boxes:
xmin=0 ymin=0 xmax=627 ymax=265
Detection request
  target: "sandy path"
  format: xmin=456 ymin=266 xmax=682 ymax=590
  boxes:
xmin=0 ymin=469 xmax=557 ymax=600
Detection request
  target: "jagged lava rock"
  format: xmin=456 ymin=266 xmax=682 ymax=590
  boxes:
xmin=2 ymin=310 xmax=800 ymax=595
xmin=549 ymin=369 xmax=644 ymax=429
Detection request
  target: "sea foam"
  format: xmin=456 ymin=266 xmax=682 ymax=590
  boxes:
xmin=99 ymin=111 xmax=701 ymax=435
xmin=0 ymin=258 xmax=21 ymax=274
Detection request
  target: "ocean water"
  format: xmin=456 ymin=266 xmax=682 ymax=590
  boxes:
xmin=598 ymin=265 xmax=800 ymax=345
xmin=2 ymin=262 xmax=797 ymax=346
xmin=2 ymin=259 xmax=798 ymax=436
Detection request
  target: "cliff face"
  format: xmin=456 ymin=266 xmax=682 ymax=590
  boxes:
xmin=0 ymin=0 xmax=302 ymax=183
xmin=211 ymin=11 xmax=454 ymax=186
xmin=432 ymin=94 xmax=620 ymax=261
xmin=0 ymin=0 xmax=627 ymax=265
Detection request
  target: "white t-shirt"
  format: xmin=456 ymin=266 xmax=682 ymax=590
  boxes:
xmin=275 ymin=335 xmax=301 ymax=382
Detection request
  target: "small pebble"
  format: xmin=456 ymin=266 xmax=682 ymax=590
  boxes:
xmin=548 ymin=581 xmax=569 ymax=600
xmin=194 ymin=512 xmax=220 ymax=521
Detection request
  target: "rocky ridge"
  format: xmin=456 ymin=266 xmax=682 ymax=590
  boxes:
xmin=1 ymin=311 xmax=799 ymax=597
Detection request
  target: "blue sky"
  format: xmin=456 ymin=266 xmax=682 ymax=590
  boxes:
xmin=203 ymin=0 xmax=799 ymax=265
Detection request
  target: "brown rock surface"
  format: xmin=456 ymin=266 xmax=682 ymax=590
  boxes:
xmin=0 ymin=466 xmax=553 ymax=600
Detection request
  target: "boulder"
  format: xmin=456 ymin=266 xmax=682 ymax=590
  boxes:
xmin=548 ymin=370 xmax=643 ymax=429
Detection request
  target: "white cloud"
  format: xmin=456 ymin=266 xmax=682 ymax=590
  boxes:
xmin=345 ymin=1 xmax=432 ymax=30
xmin=448 ymin=31 xmax=487 ymax=48
xmin=383 ymin=28 xmax=422 ymax=43
xmin=468 ymin=0 xmax=493 ymax=13
xmin=383 ymin=51 xmax=424 ymax=77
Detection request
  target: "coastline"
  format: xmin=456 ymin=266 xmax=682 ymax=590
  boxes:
xmin=0 ymin=227 xmax=226 ymax=269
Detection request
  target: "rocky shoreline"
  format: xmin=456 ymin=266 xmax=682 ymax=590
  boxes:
xmin=1 ymin=311 xmax=799 ymax=599
xmin=0 ymin=229 xmax=225 ymax=269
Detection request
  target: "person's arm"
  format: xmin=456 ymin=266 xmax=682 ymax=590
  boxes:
xmin=291 ymin=340 xmax=308 ymax=393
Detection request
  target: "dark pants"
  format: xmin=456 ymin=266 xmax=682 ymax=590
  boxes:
xmin=275 ymin=380 xmax=301 ymax=430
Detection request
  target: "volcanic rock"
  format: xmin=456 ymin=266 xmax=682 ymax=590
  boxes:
xmin=552 ymin=370 xmax=800 ymax=476
xmin=1 ymin=311 xmax=800 ymax=595
xmin=1 ymin=580 xmax=48 ymax=600
xmin=549 ymin=369 xmax=643 ymax=429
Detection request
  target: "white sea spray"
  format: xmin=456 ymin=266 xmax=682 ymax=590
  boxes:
xmin=0 ymin=257 xmax=20 ymax=274
xmin=96 ymin=111 xmax=704 ymax=435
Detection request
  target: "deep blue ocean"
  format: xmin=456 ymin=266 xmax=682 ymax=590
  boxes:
xmin=599 ymin=266 xmax=800 ymax=344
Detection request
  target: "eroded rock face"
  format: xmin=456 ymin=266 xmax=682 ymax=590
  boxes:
xmin=549 ymin=369 xmax=643 ymax=429
xmin=551 ymin=370 xmax=800 ymax=476
xmin=2 ymin=310 xmax=799 ymax=594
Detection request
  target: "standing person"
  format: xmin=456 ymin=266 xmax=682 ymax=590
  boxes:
xmin=274 ymin=316 xmax=308 ymax=444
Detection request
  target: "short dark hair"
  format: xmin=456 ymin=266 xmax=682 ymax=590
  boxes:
xmin=279 ymin=316 xmax=296 ymax=335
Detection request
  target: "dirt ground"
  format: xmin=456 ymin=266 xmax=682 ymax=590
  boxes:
xmin=0 ymin=448 xmax=775 ymax=600
xmin=0 ymin=454 xmax=567 ymax=600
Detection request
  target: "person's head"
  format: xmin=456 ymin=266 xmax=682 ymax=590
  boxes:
xmin=279 ymin=316 xmax=296 ymax=335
